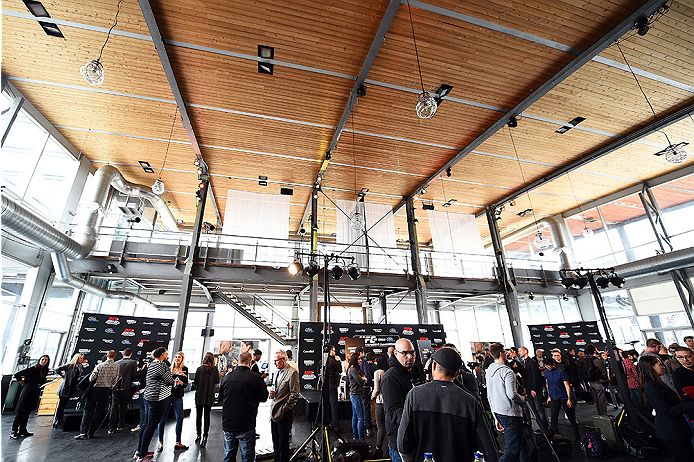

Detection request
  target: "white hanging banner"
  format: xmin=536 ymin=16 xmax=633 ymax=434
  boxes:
xmin=427 ymin=210 xmax=489 ymax=277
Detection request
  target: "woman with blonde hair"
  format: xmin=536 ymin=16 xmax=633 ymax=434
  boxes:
xmin=157 ymin=351 xmax=188 ymax=451
xmin=53 ymin=353 xmax=85 ymax=429
xmin=193 ymin=352 xmax=219 ymax=447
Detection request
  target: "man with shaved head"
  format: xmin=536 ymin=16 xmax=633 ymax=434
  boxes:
xmin=381 ymin=339 xmax=418 ymax=462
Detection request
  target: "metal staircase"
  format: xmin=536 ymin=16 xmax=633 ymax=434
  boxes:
xmin=213 ymin=291 xmax=293 ymax=344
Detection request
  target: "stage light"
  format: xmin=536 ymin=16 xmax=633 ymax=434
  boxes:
xmin=347 ymin=265 xmax=361 ymax=281
xmin=561 ymin=277 xmax=575 ymax=289
xmin=562 ymin=294 xmax=569 ymax=301
xmin=304 ymin=262 xmax=320 ymax=278
xmin=288 ymin=260 xmax=303 ymax=276
xmin=573 ymin=275 xmax=588 ymax=289
xmin=596 ymin=276 xmax=610 ymax=289
xmin=528 ymin=292 xmax=534 ymax=301
xmin=331 ymin=265 xmax=344 ymax=280
xmin=610 ymin=274 xmax=625 ymax=288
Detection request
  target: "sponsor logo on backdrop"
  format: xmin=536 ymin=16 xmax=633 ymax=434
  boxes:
xmin=303 ymin=384 xmax=314 ymax=390
xmin=304 ymin=327 xmax=314 ymax=333
xmin=557 ymin=325 xmax=566 ymax=329
xmin=305 ymin=338 xmax=315 ymax=343
xmin=386 ymin=337 xmax=395 ymax=342
xmin=302 ymin=370 xmax=316 ymax=380
xmin=354 ymin=328 xmax=365 ymax=333
xmin=160 ymin=322 xmax=170 ymax=327
xmin=339 ymin=349 xmax=345 ymax=355
xmin=559 ymin=333 xmax=569 ymax=338
xmin=303 ymin=359 xmax=315 ymax=366
xmin=340 ymin=328 xmax=349 ymax=333
xmin=87 ymin=316 xmax=98 ymax=322
xmin=590 ymin=339 xmax=601 ymax=343
xmin=571 ymin=324 xmax=582 ymax=329
xmin=574 ymin=332 xmax=583 ymax=336
xmin=432 ymin=329 xmax=442 ymax=333
xmin=588 ymin=332 xmax=600 ymax=336
xmin=143 ymin=322 xmax=154 ymax=326
xmin=137 ymin=340 xmax=149 ymax=347
xmin=126 ymin=319 xmax=137 ymax=325
xmin=122 ymin=329 xmax=135 ymax=336
xmin=586 ymin=324 xmax=596 ymax=328
xmin=373 ymin=328 xmax=382 ymax=333
xmin=158 ymin=332 xmax=167 ymax=336
xmin=389 ymin=328 xmax=398 ymax=334
xmin=546 ymin=334 xmax=554 ymax=338
xmin=419 ymin=337 xmax=428 ymax=341
xmin=104 ymin=338 xmax=114 ymax=344
xmin=105 ymin=328 xmax=115 ymax=334
xmin=142 ymin=330 xmax=151 ymax=336
xmin=402 ymin=327 xmax=413 ymax=336
xmin=98 ymin=349 xmax=109 ymax=354
xmin=81 ymin=338 xmax=94 ymax=343
xmin=302 ymin=349 xmax=315 ymax=354
xmin=434 ymin=338 xmax=443 ymax=343
xmin=122 ymin=340 xmax=131 ymax=345
xmin=548 ymin=341 xmax=557 ymax=345
xmin=338 ymin=337 xmax=347 ymax=345
xmin=562 ymin=341 xmax=571 ymax=344
xmin=576 ymin=339 xmax=586 ymax=345
xmin=85 ymin=327 xmax=96 ymax=332
xmin=106 ymin=317 xmax=120 ymax=325
xmin=544 ymin=326 xmax=554 ymax=331
xmin=79 ymin=348 xmax=91 ymax=354
xmin=532 ymin=334 xmax=541 ymax=338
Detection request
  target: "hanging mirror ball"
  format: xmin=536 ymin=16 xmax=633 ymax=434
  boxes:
xmin=350 ymin=211 xmax=365 ymax=230
xmin=532 ymin=231 xmax=551 ymax=250
xmin=152 ymin=179 xmax=165 ymax=195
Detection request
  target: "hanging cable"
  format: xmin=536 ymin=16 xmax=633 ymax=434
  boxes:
xmin=97 ymin=0 xmax=124 ymax=64
xmin=508 ymin=129 xmax=541 ymax=230
xmin=158 ymin=106 xmax=179 ymax=181
xmin=407 ymin=0 xmax=426 ymax=95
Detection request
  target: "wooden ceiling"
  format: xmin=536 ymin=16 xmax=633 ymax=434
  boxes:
xmin=3 ymin=0 xmax=694 ymax=246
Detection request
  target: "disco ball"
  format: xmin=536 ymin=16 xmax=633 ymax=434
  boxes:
xmin=152 ymin=179 xmax=165 ymax=195
xmin=415 ymin=91 xmax=437 ymax=119
xmin=80 ymin=60 xmax=104 ymax=86
xmin=582 ymin=227 xmax=594 ymax=238
xmin=532 ymin=231 xmax=551 ymax=250
xmin=350 ymin=211 xmax=365 ymax=231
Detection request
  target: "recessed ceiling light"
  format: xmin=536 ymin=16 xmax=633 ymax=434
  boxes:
xmin=280 ymin=186 xmax=293 ymax=196
xmin=258 ymin=62 xmax=273 ymax=75
xmin=23 ymin=0 xmax=49 ymax=17
xmin=259 ymin=175 xmax=268 ymax=186
xmin=433 ymin=84 xmax=453 ymax=105
xmin=258 ymin=45 xmax=274 ymax=59
xmin=138 ymin=160 xmax=155 ymax=173
xmin=556 ymin=116 xmax=586 ymax=134
xmin=422 ymin=202 xmax=435 ymax=210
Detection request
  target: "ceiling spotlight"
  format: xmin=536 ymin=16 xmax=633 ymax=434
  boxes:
xmin=636 ymin=18 xmax=650 ymax=36
xmin=528 ymin=292 xmax=534 ymax=301
xmin=347 ymin=265 xmax=361 ymax=281
xmin=446 ymin=167 xmax=452 ymax=177
xmin=194 ymin=158 xmax=201 ymax=167
xmin=104 ymin=264 xmax=117 ymax=274
xmin=596 ymin=276 xmax=610 ymax=289
xmin=573 ymin=275 xmax=588 ymax=289
xmin=507 ymin=117 xmax=518 ymax=128
xmin=198 ymin=182 xmax=206 ymax=189
xmin=331 ymin=265 xmax=344 ymax=280
xmin=422 ymin=202 xmax=435 ymax=211
xmin=533 ymin=232 xmax=551 ymax=250
xmin=304 ymin=262 xmax=320 ymax=278
xmin=562 ymin=294 xmax=569 ymax=301
xmin=197 ymin=168 xmax=204 ymax=175
xmin=517 ymin=208 xmax=532 ymax=217
xmin=610 ymin=274 xmax=626 ymax=288
xmin=151 ymin=179 xmax=165 ymax=195
xmin=203 ymin=221 xmax=215 ymax=232
xmin=288 ymin=260 xmax=303 ymax=276
xmin=561 ymin=276 xmax=575 ymax=289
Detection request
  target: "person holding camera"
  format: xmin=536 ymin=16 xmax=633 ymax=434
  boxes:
xmin=157 ymin=351 xmax=188 ymax=451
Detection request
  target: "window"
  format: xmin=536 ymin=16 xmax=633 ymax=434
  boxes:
xmin=1 ymin=110 xmax=49 ymax=196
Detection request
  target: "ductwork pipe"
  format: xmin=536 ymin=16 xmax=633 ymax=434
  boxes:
xmin=614 ymin=246 xmax=694 ymax=279
xmin=51 ymin=253 xmax=157 ymax=309
xmin=1 ymin=193 xmax=86 ymax=260
xmin=485 ymin=215 xmax=575 ymax=269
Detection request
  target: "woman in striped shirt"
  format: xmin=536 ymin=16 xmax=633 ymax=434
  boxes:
xmin=134 ymin=348 xmax=182 ymax=461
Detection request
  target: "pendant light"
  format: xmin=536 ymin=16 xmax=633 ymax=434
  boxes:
xmin=407 ymin=1 xmax=437 ymax=119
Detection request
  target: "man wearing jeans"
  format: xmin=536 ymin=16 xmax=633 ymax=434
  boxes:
xmin=220 ymin=351 xmax=268 ymax=462
xmin=486 ymin=343 xmax=530 ymax=462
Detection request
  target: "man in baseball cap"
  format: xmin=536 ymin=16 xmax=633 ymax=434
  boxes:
xmin=396 ymin=347 xmax=498 ymax=462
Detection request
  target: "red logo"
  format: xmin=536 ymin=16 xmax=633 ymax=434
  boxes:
xmin=419 ymin=337 xmax=428 ymax=340
xmin=109 ymin=317 xmax=119 ymax=321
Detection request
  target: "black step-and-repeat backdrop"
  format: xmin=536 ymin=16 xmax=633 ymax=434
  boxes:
xmin=75 ymin=313 xmax=173 ymax=374
xmin=528 ymin=321 xmax=604 ymax=352
xmin=298 ymin=322 xmax=446 ymax=391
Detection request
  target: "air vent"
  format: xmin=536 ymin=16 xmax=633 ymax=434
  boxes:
xmin=556 ymin=116 xmax=586 ymax=134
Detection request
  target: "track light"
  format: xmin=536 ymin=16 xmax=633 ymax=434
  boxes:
xmin=203 ymin=222 xmax=215 ymax=232
xmin=288 ymin=260 xmax=303 ymax=276
xmin=528 ymin=292 xmax=534 ymax=301
xmin=331 ymin=265 xmax=344 ymax=280
xmin=194 ymin=158 xmax=201 ymax=167
xmin=562 ymin=294 xmax=569 ymax=301
xmin=507 ymin=117 xmax=518 ymax=128
xmin=347 ymin=265 xmax=361 ymax=281
xmin=609 ymin=274 xmax=625 ymax=288
xmin=573 ymin=276 xmax=588 ymax=289
xmin=445 ymin=167 xmax=452 ymax=177
xmin=636 ymin=18 xmax=650 ymax=36
xmin=561 ymin=276 xmax=575 ymax=289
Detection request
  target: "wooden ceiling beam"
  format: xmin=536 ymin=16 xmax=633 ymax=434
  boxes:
xmin=297 ymin=0 xmax=401 ymax=234
xmin=393 ymin=0 xmax=668 ymax=216
xmin=137 ymin=0 xmax=223 ymax=227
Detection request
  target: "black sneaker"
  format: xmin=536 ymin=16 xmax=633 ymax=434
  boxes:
xmin=74 ymin=434 xmax=88 ymax=440
xmin=9 ymin=432 xmax=20 ymax=440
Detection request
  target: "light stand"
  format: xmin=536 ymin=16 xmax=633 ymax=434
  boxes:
xmin=290 ymin=253 xmax=355 ymax=462
xmin=567 ymin=268 xmax=653 ymax=430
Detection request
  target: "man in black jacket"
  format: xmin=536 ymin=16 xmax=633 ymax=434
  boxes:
xmin=382 ymin=338 xmax=418 ymax=462
xmin=518 ymin=347 xmax=549 ymax=432
xmin=327 ymin=345 xmax=343 ymax=432
xmin=220 ymin=351 xmax=269 ymax=462
xmin=109 ymin=348 xmax=138 ymax=433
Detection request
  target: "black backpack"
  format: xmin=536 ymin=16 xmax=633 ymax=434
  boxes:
xmin=583 ymin=356 xmax=604 ymax=382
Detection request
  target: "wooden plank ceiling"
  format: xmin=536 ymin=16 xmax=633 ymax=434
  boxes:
xmin=3 ymin=0 xmax=694 ymax=245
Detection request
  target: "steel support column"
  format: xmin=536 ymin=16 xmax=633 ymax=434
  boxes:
xmin=379 ymin=292 xmax=388 ymax=324
xmin=486 ymin=207 xmax=523 ymax=347
xmin=309 ymin=187 xmax=319 ymax=321
xmin=406 ymin=198 xmax=428 ymax=324
xmin=173 ymin=180 xmax=208 ymax=354
xmin=639 ymin=184 xmax=694 ymax=330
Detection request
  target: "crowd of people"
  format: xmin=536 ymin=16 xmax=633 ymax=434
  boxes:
xmin=8 ymin=334 xmax=694 ymax=462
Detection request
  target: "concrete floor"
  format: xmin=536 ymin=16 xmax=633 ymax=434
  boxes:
xmin=1 ymin=392 xmax=678 ymax=462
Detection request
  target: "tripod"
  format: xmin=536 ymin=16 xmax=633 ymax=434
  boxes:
xmin=290 ymin=254 xmax=354 ymax=462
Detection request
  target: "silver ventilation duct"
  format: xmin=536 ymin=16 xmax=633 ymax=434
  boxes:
xmin=614 ymin=246 xmax=694 ymax=279
xmin=51 ymin=253 xmax=156 ymax=309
